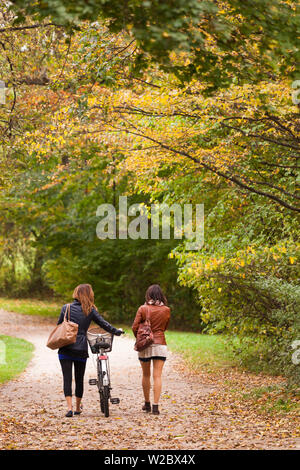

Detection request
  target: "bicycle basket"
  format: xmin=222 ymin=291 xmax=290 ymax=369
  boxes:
xmin=87 ymin=327 xmax=113 ymax=353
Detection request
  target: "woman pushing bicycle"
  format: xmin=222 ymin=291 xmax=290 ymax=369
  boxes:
xmin=57 ymin=283 xmax=123 ymax=417
xmin=132 ymin=284 xmax=171 ymax=416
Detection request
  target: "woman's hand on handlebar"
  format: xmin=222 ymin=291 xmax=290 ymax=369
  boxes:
xmin=115 ymin=328 xmax=125 ymax=336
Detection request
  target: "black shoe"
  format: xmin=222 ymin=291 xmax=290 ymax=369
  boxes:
xmin=65 ymin=410 xmax=73 ymax=417
xmin=142 ymin=402 xmax=151 ymax=412
xmin=152 ymin=404 xmax=160 ymax=415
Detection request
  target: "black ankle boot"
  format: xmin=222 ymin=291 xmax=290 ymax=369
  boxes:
xmin=152 ymin=404 xmax=160 ymax=415
xmin=142 ymin=401 xmax=151 ymax=412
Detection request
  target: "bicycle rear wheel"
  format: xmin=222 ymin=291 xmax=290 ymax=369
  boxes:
xmin=97 ymin=361 xmax=105 ymax=414
xmin=102 ymin=385 xmax=110 ymax=417
xmin=97 ymin=360 xmax=110 ymax=417
xmin=99 ymin=390 xmax=105 ymax=413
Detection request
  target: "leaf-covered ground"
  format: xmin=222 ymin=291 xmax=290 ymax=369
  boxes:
xmin=0 ymin=309 xmax=299 ymax=450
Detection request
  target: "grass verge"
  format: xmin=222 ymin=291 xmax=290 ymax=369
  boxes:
xmin=0 ymin=335 xmax=34 ymax=384
xmin=0 ymin=297 xmax=61 ymax=318
xmin=165 ymin=330 xmax=238 ymax=372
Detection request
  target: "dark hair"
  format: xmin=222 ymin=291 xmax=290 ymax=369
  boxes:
xmin=145 ymin=284 xmax=167 ymax=305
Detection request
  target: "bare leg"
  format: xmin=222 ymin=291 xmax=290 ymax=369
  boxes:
xmin=75 ymin=396 xmax=82 ymax=413
xmin=66 ymin=396 xmax=72 ymax=411
xmin=140 ymin=361 xmax=151 ymax=402
xmin=152 ymin=359 xmax=165 ymax=404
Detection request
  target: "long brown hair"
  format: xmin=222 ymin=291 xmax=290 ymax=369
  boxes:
xmin=145 ymin=284 xmax=167 ymax=305
xmin=73 ymin=284 xmax=97 ymax=316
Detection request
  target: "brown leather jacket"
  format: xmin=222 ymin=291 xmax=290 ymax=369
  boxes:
xmin=132 ymin=304 xmax=171 ymax=345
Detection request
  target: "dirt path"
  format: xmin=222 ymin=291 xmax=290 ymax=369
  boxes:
xmin=0 ymin=309 xmax=299 ymax=450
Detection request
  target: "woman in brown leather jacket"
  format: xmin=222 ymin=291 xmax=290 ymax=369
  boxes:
xmin=132 ymin=284 xmax=170 ymax=415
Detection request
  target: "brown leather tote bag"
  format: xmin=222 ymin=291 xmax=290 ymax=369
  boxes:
xmin=134 ymin=305 xmax=154 ymax=352
xmin=46 ymin=304 xmax=78 ymax=350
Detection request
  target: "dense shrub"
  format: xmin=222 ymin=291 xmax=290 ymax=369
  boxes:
xmin=175 ymin=194 xmax=300 ymax=383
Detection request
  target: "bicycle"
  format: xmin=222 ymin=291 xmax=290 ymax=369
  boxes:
xmin=87 ymin=327 xmax=123 ymax=417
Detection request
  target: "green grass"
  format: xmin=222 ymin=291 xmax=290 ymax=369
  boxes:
xmin=0 ymin=297 xmax=61 ymax=318
xmin=165 ymin=330 xmax=238 ymax=371
xmin=0 ymin=335 xmax=34 ymax=383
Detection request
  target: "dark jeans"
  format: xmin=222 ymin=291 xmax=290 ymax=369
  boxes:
xmin=59 ymin=359 xmax=87 ymax=398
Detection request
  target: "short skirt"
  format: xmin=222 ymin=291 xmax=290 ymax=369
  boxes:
xmin=138 ymin=344 xmax=168 ymax=362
